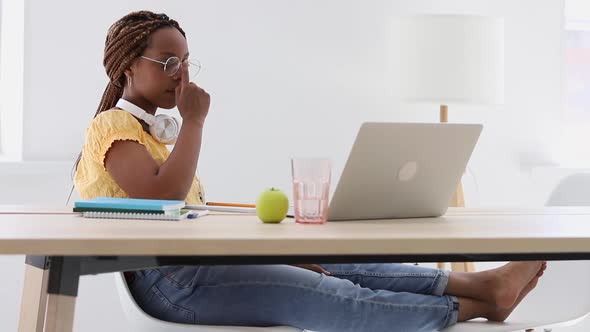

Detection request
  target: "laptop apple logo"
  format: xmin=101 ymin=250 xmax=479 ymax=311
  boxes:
xmin=398 ymin=161 xmax=418 ymax=181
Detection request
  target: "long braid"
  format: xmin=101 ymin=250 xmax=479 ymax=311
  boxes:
xmin=69 ymin=11 xmax=185 ymax=196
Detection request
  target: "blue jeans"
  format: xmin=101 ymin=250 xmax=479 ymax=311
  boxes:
xmin=128 ymin=264 xmax=459 ymax=332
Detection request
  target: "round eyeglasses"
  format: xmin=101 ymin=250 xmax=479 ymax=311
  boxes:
xmin=140 ymin=55 xmax=202 ymax=79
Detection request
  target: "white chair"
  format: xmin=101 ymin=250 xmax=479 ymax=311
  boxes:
xmin=445 ymin=172 xmax=590 ymax=332
xmin=114 ymin=272 xmax=304 ymax=332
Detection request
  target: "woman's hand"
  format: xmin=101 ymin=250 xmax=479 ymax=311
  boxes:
xmin=291 ymin=264 xmax=331 ymax=275
xmin=175 ymin=62 xmax=210 ymax=127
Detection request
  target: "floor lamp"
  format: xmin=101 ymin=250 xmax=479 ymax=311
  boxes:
xmin=399 ymin=15 xmax=504 ymax=272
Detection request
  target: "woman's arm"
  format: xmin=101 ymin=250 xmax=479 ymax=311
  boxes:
xmin=105 ymin=63 xmax=210 ymax=200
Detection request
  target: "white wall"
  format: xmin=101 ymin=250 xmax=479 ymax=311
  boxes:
xmin=0 ymin=0 xmax=573 ymax=331
xmin=22 ymin=0 xmax=564 ymax=206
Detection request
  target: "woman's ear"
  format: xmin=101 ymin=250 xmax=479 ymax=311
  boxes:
xmin=124 ymin=68 xmax=133 ymax=88
xmin=124 ymin=58 xmax=140 ymax=87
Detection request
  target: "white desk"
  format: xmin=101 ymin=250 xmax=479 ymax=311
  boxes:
xmin=6 ymin=206 xmax=590 ymax=332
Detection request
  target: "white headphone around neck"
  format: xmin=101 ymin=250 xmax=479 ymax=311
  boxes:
xmin=116 ymin=99 xmax=179 ymax=145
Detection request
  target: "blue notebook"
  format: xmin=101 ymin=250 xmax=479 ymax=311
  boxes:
xmin=74 ymin=197 xmax=185 ymax=213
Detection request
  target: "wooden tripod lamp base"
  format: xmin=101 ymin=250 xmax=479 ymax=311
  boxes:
xmin=437 ymin=105 xmax=475 ymax=272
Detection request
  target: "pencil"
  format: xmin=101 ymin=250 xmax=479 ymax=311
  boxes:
xmin=205 ymin=202 xmax=256 ymax=208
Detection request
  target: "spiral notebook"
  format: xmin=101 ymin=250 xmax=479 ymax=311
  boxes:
xmin=81 ymin=210 xmax=209 ymax=221
xmin=82 ymin=211 xmax=186 ymax=220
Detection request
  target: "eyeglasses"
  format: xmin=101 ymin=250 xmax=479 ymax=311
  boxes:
xmin=140 ymin=55 xmax=202 ymax=79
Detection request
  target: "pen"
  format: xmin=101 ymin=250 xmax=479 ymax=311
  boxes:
xmin=205 ymin=202 xmax=256 ymax=208
xmin=187 ymin=210 xmax=209 ymax=219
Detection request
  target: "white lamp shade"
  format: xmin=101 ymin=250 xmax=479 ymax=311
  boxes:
xmin=398 ymin=15 xmax=504 ymax=105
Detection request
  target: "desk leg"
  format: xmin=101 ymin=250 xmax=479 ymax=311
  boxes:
xmin=18 ymin=256 xmax=50 ymax=332
xmin=44 ymin=257 xmax=80 ymax=332
xmin=45 ymin=295 xmax=76 ymax=331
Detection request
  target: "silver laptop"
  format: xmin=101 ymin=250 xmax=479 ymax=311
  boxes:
xmin=326 ymin=122 xmax=482 ymax=221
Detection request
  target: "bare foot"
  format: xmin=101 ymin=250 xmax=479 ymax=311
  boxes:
xmin=486 ymin=272 xmax=541 ymax=322
xmin=456 ymin=264 xmax=546 ymax=323
xmin=478 ymin=261 xmax=544 ymax=308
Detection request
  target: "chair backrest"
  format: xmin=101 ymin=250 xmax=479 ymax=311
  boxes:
xmin=421 ymin=174 xmax=590 ymax=332
xmin=509 ymin=173 xmax=590 ymax=324
xmin=113 ymin=272 xmax=303 ymax=332
xmin=546 ymin=173 xmax=590 ymax=206
xmin=114 ymin=272 xmax=195 ymax=331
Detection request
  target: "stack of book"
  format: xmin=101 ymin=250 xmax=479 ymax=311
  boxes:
xmin=73 ymin=197 xmax=188 ymax=220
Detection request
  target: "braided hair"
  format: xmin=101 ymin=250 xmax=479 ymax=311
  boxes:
xmin=72 ymin=11 xmax=185 ymax=178
xmin=96 ymin=11 xmax=185 ymax=117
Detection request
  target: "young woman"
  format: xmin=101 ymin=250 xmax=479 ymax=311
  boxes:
xmin=74 ymin=10 xmax=546 ymax=332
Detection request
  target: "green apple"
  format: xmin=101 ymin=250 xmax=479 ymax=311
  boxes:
xmin=256 ymin=188 xmax=289 ymax=223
